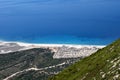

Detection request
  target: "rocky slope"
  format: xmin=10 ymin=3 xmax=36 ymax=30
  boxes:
xmin=49 ymin=39 xmax=120 ymax=80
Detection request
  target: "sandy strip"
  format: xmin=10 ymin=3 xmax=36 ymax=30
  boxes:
xmin=1 ymin=41 xmax=105 ymax=47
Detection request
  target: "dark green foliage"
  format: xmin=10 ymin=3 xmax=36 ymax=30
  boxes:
xmin=0 ymin=48 xmax=80 ymax=80
xmin=0 ymin=48 xmax=53 ymax=79
xmin=11 ymin=70 xmax=48 ymax=80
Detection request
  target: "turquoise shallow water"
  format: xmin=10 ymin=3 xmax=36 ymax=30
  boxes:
xmin=0 ymin=35 xmax=116 ymax=45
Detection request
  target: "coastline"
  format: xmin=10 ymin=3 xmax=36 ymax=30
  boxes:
xmin=0 ymin=40 xmax=105 ymax=58
xmin=0 ymin=40 xmax=106 ymax=48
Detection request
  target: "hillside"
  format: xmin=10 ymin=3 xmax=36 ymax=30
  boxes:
xmin=0 ymin=48 xmax=80 ymax=80
xmin=49 ymin=39 xmax=120 ymax=80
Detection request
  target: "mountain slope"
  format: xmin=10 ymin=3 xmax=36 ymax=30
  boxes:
xmin=49 ymin=39 xmax=120 ymax=80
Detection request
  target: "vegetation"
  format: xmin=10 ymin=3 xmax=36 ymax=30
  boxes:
xmin=0 ymin=48 xmax=80 ymax=80
xmin=49 ymin=39 xmax=120 ymax=80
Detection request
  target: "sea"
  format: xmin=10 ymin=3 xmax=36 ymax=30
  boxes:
xmin=0 ymin=0 xmax=120 ymax=45
xmin=0 ymin=35 xmax=116 ymax=45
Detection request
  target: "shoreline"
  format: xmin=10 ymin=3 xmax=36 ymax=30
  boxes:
xmin=0 ymin=40 xmax=105 ymax=56
xmin=0 ymin=40 xmax=106 ymax=48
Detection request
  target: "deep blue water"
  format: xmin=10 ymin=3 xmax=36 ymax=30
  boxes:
xmin=0 ymin=0 xmax=120 ymax=45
